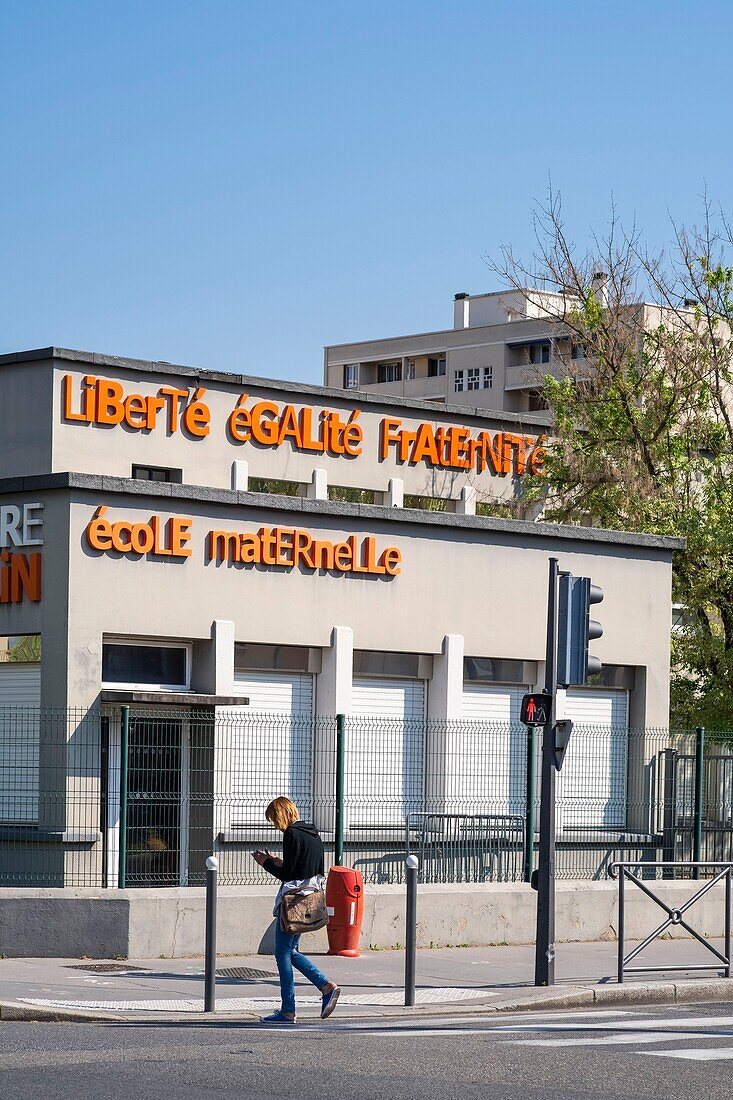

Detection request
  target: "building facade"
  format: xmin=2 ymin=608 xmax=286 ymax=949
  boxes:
xmin=324 ymin=287 xmax=599 ymax=414
xmin=0 ymin=347 xmax=679 ymax=889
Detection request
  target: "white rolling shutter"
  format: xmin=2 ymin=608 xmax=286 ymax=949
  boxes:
xmin=559 ymin=689 xmax=629 ymax=829
xmin=456 ymin=684 xmax=528 ymax=814
xmin=222 ymin=672 xmax=314 ymax=826
xmin=348 ymin=678 xmax=426 ymax=827
xmin=0 ymin=663 xmax=41 ymax=823
xmin=233 ymin=670 xmax=314 ymax=715
xmin=0 ymin=664 xmax=41 ymax=705
xmin=351 ymin=678 xmax=425 ymax=721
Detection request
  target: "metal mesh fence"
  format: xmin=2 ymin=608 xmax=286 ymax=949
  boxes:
xmin=0 ymin=706 xmax=730 ymax=888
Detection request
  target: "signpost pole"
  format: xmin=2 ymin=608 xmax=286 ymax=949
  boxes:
xmin=534 ymin=558 xmax=559 ymax=986
xmin=524 ymin=725 xmax=536 ymax=884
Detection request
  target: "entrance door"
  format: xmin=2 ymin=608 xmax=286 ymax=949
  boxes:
xmin=125 ymin=717 xmax=182 ymax=887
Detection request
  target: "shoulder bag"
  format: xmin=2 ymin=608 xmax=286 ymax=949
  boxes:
xmin=280 ymin=889 xmax=329 ymax=934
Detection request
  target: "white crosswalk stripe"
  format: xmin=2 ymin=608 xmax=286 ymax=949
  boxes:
xmin=493 ymin=1010 xmax=733 ymax=1062
xmin=643 ymin=1047 xmax=733 ymax=1061
xmin=506 ymin=1031 xmax=720 ymax=1047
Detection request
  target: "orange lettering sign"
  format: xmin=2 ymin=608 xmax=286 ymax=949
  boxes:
xmin=62 ymin=375 xmax=211 ymax=438
xmin=0 ymin=552 xmax=42 ymax=604
xmin=207 ymin=526 xmax=401 ymax=577
xmin=86 ymin=507 xmax=192 ymax=558
xmin=227 ymin=395 xmax=364 ymax=457
xmin=379 ymin=416 xmax=545 ymax=477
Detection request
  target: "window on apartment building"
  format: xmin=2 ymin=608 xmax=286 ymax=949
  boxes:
xmin=343 ymin=364 xmax=359 ymax=389
xmin=528 ymin=391 xmax=549 ymax=412
xmin=428 ymin=356 xmax=446 ymax=377
xmin=132 ymin=465 xmax=183 ymax=483
xmin=405 ymin=359 xmax=416 ymax=380
xmin=529 ymin=343 xmax=551 ymax=365
xmin=454 ymin=370 xmax=465 ymax=392
xmin=571 ymin=342 xmax=585 ymax=360
xmin=377 ymin=362 xmax=402 ymax=383
xmin=482 ymin=367 xmax=493 ymax=389
xmin=467 ymin=368 xmax=480 ymax=391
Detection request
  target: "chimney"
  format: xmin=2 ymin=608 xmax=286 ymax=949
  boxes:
xmin=591 ymin=272 xmax=609 ymax=309
xmin=453 ymin=292 xmax=470 ymax=329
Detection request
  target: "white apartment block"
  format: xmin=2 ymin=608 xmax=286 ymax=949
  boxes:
xmin=324 ymin=288 xmax=591 ymax=414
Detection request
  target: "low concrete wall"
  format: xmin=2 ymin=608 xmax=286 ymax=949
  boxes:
xmin=0 ymin=880 xmax=728 ymax=958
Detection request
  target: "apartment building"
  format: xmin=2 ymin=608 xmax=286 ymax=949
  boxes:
xmin=323 ymin=287 xmax=594 ymax=414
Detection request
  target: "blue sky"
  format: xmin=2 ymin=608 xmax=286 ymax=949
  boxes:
xmin=1 ymin=1 xmax=732 ymax=384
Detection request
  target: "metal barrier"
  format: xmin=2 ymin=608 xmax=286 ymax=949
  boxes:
xmin=406 ymin=812 xmax=525 ymax=883
xmin=0 ymin=703 xmax=731 ymax=889
xmin=609 ymin=860 xmax=732 ymax=983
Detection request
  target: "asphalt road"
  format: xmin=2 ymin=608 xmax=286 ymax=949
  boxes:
xmin=3 ymin=1002 xmax=733 ymax=1099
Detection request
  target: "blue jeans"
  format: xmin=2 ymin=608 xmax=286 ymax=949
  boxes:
xmin=274 ymin=918 xmax=329 ymax=1015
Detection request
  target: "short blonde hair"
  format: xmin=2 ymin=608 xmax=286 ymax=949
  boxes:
xmin=265 ymin=796 xmax=300 ymax=831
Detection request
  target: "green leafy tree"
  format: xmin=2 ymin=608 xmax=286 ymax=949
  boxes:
xmin=490 ymin=192 xmax=733 ymax=730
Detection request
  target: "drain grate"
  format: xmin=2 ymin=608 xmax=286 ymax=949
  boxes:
xmin=67 ymin=963 xmax=145 ymax=974
xmin=216 ymin=966 xmax=277 ymax=981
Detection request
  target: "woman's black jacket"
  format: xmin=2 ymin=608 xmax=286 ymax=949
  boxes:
xmin=263 ymin=821 xmax=324 ymax=882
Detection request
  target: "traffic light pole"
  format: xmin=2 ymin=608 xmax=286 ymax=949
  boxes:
xmin=535 ymin=557 xmax=559 ymax=986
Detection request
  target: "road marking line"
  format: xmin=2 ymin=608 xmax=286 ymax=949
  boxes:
xmin=642 ymin=1047 xmax=733 ymax=1061
xmin=505 ymin=1031 xmax=731 ymax=1047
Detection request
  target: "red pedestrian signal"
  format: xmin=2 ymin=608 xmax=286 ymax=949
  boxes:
xmin=520 ymin=693 xmax=551 ymax=726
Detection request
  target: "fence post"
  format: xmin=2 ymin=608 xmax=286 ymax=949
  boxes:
xmin=661 ymin=747 xmax=678 ymax=879
xmin=524 ymin=725 xmax=536 ymax=883
xmin=335 ymin=714 xmax=345 ymax=866
xmin=204 ymin=855 xmax=219 ymax=1012
xmin=617 ymin=867 xmax=625 ymax=984
xmin=405 ymin=854 xmax=419 ymax=1006
xmin=693 ymin=727 xmax=705 ymax=879
xmin=118 ymin=705 xmax=130 ymax=890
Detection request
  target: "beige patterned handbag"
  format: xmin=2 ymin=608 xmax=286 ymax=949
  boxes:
xmin=280 ymin=889 xmax=329 ymax=934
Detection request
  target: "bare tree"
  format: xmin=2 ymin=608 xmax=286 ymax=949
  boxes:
xmin=487 ymin=191 xmax=733 ymax=729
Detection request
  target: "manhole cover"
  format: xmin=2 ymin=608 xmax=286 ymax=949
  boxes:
xmin=216 ymin=967 xmax=276 ymax=981
xmin=67 ymin=963 xmax=145 ymax=974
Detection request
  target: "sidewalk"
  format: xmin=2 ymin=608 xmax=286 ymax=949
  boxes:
xmin=0 ymin=938 xmax=731 ymax=1023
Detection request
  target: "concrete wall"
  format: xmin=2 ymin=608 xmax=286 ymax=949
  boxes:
xmin=0 ymin=880 xmax=728 ymax=958
xmin=60 ymin=486 xmax=673 ymax=721
xmin=0 ymin=360 xmax=54 ymax=480
xmin=46 ymin=359 xmax=548 ymax=504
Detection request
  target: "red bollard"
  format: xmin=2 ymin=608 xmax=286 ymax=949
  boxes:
xmin=326 ymin=866 xmax=364 ymax=957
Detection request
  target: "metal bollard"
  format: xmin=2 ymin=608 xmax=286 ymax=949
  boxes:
xmin=404 ymin=854 xmax=419 ymax=1007
xmin=204 ymin=855 xmax=219 ymax=1012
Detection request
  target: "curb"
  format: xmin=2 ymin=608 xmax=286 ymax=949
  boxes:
xmin=2 ymin=977 xmax=732 ymax=1024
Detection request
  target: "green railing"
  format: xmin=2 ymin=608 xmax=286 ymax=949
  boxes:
xmin=0 ymin=705 xmax=730 ymax=888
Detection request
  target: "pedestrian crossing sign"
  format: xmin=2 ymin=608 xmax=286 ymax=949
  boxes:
xmin=520 ymin=692 xmax=551 ymax=727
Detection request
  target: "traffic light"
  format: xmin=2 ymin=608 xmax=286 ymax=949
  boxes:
xmin=556 ymin=574 xmax=604 ymax=687
xmin=520 ymin=692 xmax=551 ymax=727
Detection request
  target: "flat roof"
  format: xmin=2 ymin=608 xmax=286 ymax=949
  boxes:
xmin=0 ymin=471 xmax=685 ymax=554
xmin=0 ymin=346 xmax=552 ymax=429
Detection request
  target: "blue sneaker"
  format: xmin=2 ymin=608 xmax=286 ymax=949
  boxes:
xmin=321 ymin=986 xmax=341 ymax=1019
xmin=260 ymin=1010 xmax=296 ymax=1025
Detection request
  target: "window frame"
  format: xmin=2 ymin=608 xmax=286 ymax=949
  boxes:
xmin=343 ymin=364 xmax=359 ymax=389
xmin=131 ymin=464 xmax=183 ymax=484
xmin=454 ymin=369 xmax=465 ymax=393
xmin=101 ymin=638 xmax=192 ymax=692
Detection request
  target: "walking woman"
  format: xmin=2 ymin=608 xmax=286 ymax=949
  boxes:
xmin=253 ymin=796 xmax=340 ymax=1024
